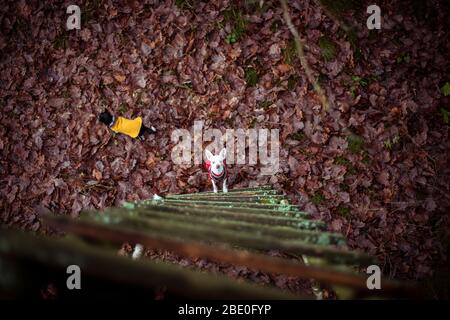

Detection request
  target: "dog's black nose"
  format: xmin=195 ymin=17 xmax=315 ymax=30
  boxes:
xmin=216 ymin=164 xmax=220 ymax=169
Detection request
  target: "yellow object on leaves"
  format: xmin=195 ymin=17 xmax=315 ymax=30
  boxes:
xmin=111 ymin=116 xmax=142 ymax=138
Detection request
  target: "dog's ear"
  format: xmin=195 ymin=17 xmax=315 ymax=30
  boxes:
xmin=219 ymin=148 xmax=226 ymax=160
xmin=205 ymin=149 xmax=213 ymax=161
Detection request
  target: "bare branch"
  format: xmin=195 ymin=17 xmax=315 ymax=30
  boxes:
xmin=280 ymin=0 xmax=329 ymax=112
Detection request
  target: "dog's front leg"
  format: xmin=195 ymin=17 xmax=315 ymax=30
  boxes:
xmin=212 ymin=180 xmax=218 ymax=193
xmin=223 ymin=178 xmax=228 ymax=193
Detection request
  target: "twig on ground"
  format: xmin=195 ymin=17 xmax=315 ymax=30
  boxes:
xmin=280 ymin=0 xmax=330 ymax=112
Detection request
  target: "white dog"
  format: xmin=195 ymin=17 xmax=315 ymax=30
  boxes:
xmin=204 ymin=148 xmax=228 ymax=193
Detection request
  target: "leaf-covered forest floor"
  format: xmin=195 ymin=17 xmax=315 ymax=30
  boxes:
xmin=0 ymin=0 xmax=449 ymax=298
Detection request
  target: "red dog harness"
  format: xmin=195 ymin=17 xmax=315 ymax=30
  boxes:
xmin=204 ymin=160 xmax=227 ymax=184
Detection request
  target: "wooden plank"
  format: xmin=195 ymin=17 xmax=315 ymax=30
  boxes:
xmin=41 ymin=216 xmax=420 ymax=297
xmin=0 ymin=228 xmax=300 ymax=299
xmin=167 ymin=189 xmax=280 ymax=198
xmin=160 ymin=199 xmax=298 ymax=210
xmin=163 ymin=195 xmax=287 ymax=203
xmin=147 ymin=202 xmax=309 ymax=218
xmin=116 ymin=204 xmax=325 ymax=230
xmin=98 ymin=207 xmax=345 ymax=245
xmin=167 ymin=186 xmax=274 ymax=196
xmin=74 ymin=212 xmax=373 ymax=264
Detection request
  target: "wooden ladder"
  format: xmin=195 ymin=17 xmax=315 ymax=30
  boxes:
xmin=0 ymin=186 xmax=419 ymax=299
